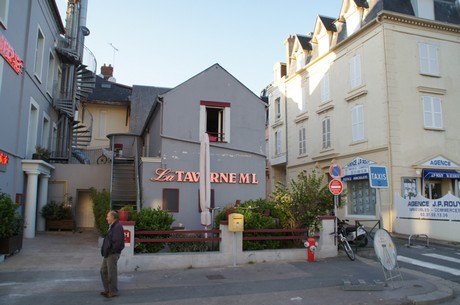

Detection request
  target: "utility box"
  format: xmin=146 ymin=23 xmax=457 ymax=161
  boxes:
xmin=228 ymin=213 xmax=244 ymax=232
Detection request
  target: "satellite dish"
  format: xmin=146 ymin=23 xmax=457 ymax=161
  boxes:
xmin=373 ymin=229 xmax=397 ymax=271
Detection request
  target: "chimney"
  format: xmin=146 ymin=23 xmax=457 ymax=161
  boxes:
xmin=101 ymin=64 xmax=113 ymax=80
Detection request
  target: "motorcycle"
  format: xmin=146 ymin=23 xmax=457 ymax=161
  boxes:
xmin=337 ymin=218 xmax=368 ymax=248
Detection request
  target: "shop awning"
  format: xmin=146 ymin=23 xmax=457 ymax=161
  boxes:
xmin=423 ymin=169 xmax=460 ymax=179
xmin=342 ymin=173 xmax=369 ymax=181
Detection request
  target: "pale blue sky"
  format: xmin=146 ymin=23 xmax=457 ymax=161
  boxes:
xmin=57 ymin=1 xmax=343 ymax=94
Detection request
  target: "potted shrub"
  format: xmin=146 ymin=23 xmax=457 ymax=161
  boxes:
xmin=118 ymin=205 xmax=134 ymax=221
xmin=32 ymin=145 xmax=51 ymax=162
xmin=0 ymin=192 xmax=23 ymax=255
xmin=41 ymin=199 xmax=75 ymax=231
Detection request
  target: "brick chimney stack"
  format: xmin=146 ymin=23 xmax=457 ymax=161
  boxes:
xmin=101 ymin=64 xmax=113 ymax=80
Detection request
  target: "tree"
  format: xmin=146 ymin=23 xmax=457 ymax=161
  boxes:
xmin=270 ymin=170 xmax=337 ymax=233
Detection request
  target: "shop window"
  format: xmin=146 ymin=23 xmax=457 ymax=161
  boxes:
xmin=200 ymin=101 xmax=230 ymax=142
xmin=351 ymin=105 xmax=364 ymax=141
xmin=422 ymin=96 xmax=442 ymax=129
xmin=197 ymin=189 xmax=215 ymax=212
xmin=418 ymin=42 xmax=439 ymax=76
xmin=348 ymin=179 xmax=376 ymax=216
xmin=298 ymin=126 xmax=306 ymax=156
xmin=0 ymin=0 xmax=9 ymax=28
xmin=349 ymin=54 xmax=362 ymax=89
xmin=322 ymin=117 xmax=331 ymax=149
xmin=34 ymin=26 xmax=45 ymax=81
xmin=402 ymin=177 xmax=417 ymax=199
xmin=424 ymin=181 xmax=442 ymax=199
xmin=163 ymin=188 xmax=179 ymax=212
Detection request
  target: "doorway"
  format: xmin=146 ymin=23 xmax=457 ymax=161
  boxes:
xmin=76 ymin=190 xmax=94 ymax=229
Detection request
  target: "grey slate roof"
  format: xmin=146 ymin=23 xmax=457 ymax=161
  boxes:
xmin=130 ymin=85 xmax=170 ymax=135
xmin=84 ymin=75 xmax=132 ymax=104
xmin=297 ymin=35 xmax=313 ymax=51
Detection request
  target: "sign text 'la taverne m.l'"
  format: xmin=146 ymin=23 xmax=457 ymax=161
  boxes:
xmin=150 ymin=168 xmax=259 ymax=184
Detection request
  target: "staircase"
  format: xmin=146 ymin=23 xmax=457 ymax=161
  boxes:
xmin=111 ymin=157 xmax=138 ymax=211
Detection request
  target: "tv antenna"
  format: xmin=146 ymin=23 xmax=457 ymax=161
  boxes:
xmin=108 ymin=43 xmax=119 ymax=67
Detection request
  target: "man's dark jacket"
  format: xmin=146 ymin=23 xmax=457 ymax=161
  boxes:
xmin=101 ymin=220 xmax=125 ymax=258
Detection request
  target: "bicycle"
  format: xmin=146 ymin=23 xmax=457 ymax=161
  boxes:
xmin=332 ymin=219 xmax=356 ymax=261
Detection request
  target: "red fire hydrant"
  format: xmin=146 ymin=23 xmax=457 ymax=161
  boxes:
xmin=304 ymin=237 xmax=317 ymax=262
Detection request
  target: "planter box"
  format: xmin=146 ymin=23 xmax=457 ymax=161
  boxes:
xmin=0 ymin=234 xmax=23 ymax=256
xmin=46 ymin=219 xmax=75 ymax=232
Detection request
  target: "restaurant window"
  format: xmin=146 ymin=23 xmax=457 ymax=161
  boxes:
xmin=198 ymin=189 xmax=215 ymax=212
xmin=348 ymin=179 xmax=376 ymax=216
xmin=34 ymin=26 xmax=45 ymax=81
xmin=200 ymin=101 xmax=230 ymax=143
xmin=0 ymin=0 xmax=9 ymax=28
xmin=46 ymin=51 xmax=55 ymax=95
xmin=163 ymin=188 xmax=179 ymax=212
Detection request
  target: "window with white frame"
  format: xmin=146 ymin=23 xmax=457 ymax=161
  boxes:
xmin=34 ymin=27 xmax=45 ymax=80
xmin=320 ymin=72 xmax=330 ymax=103
xmin=0 ymin=0 xmax=9 ymax=28
xmin=275 ymin=97 xmax=281 ymax=119
xmin=351 ymin=104 xmax=364 ymax=141
xmin=200 ymin=101 xmax=231 ymax=142
xmin=46 ymin=51 xmax=55 ymax=95
xmin=422 ymin=95 xmax=442 ymax=129
xmin=42 ymin=114 xmax=50 ymax=149
xmin=318 ymin=32 xmax=330 ymax=55
xmin=275 ymin=129 xmax=282 ymax=156
xmin=418 ymin=42 xmax=439 ymax=76
xmin=298 ymin=126 xmax=306 ymax=156
xmin=349 ymin=54 xmax=362 ymax=89
xmin=322 ymin=117 xmax=331 ymax=149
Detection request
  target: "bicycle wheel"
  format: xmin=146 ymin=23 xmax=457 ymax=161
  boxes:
xmin=341 ymin=238 xmax=355 ymax=261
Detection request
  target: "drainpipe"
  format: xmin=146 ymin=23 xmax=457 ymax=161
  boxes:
xmin=376 ymin=14 xmax=393 ymax=232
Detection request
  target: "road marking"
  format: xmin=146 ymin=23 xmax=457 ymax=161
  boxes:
xmin=423 ymin=253 xmax=460 ymax=264
xmin=397 ymin=255 xmax=460 ymax=276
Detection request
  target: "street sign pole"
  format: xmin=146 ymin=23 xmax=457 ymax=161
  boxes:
xmin=369 ymin=165 xmax=389 ymax=229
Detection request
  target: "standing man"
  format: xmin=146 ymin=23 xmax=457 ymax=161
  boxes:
xmin=100 ymin=210 xmax=125 ymax=298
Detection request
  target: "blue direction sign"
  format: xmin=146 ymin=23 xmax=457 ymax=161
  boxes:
xmin=329 ymin=164 xmax=343 ymax=178
xmin=369 ymin=165 xmax=389 ymax=188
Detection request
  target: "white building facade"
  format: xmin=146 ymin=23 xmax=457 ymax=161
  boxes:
xmin=268 ymin=0 xmax=460 ymax=242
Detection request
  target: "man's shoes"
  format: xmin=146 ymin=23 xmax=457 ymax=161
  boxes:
xmin=104 ymin=292 xmax=118 ymax=298
xmin=100 ymin=291 xmax=108 ymax=296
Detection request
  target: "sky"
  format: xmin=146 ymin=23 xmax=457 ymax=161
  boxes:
xmin=57 ymin=1 xmax=343 ymax=95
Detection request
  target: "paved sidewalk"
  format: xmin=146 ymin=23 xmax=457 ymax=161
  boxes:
xmin=0 ymin=231 xmax=455 ymax=305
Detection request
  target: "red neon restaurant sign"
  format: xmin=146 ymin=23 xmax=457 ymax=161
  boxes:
xmin=0 ymin=33 xmax=23 ymax=75
xmin=0 ymin=151 xmax=9 ymax=165
xmin=151 ymin=168 xmax=259 ymax=184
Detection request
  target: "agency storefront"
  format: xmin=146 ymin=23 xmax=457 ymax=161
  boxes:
xmin=395 ymin=155 xmax=460 ymax=242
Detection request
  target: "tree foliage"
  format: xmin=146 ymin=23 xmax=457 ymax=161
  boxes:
xmin=270 ymin=170 xmax=335 ymax=232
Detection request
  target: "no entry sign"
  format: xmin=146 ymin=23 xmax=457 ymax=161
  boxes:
xmin=329 ymin=179 xmax=343 ymax=195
